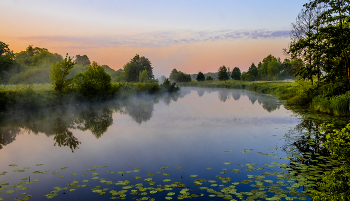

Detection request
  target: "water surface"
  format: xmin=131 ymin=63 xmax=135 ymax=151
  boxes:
xmin=0 ymin=87 xmax=320 ymax=200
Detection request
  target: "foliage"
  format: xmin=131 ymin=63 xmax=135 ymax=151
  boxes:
xmin=206 ymin=75 xmax=214 ymax=81
xmin=247 ymin=63 xmax=258 ymax=78
xmin=240 ymin=72 xmax=255 ymax=81
xmin=161 ymin=78 xmax=180 ymax=92
xmin=74 ymin=61 xmax=112 ymax=98
xmin=74 ymin=55 xmax=91 ymax=66
xmin=289 ymin=0 xmax=350 ymax=85
xmin=139 ymin=69 xmax=148 ymax=83
xmin=169 ymin=68 xmax=191 ymax=82
xmin=122 ymin=54 xmax=154 ymax=82
xmin=196 ymin=71 xmax=205 ymax=81
xmin=0 ymin=41 xmax=15 ymax=83
xmin=231 ymin=67 xmax=241 ymax=80
xmin=49 ymin=54 xmax=75 ymax=93
xmin=312 ymin=123 xmax=350 ymax=200
xmin=218 ymin=65 xmax=230 ymax=81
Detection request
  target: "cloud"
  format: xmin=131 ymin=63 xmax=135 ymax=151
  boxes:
xmin=19 ymin=29 xmax=290 ymax=49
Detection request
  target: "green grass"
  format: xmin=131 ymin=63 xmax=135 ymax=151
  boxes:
xmin=179 ymin=79 xmax=350 ymax=116
xmin=0 ymin=82 xmax=178 ymax=111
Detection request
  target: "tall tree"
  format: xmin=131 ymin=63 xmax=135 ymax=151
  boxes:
xmin=231 ymin=67 xmax=241 ymax=80
xmin=289 ymin=5 xmax=323 ymax=85
xmin=49 ymin=54 xmax=75 ymax=92
xmin=308 ymin=0 xmax=350 ymax=83
xmin=196 ymin=71 xmax=205 ymax=81
xmin=74 ymin=55 xmax=91 ymax=66
xmin=247 ymin=63 xmax=258 ymax=78
xmin=123 ymin=54 xmax=154 ymax=82
xmin=218 ymin=65 xmax=230 ymax=81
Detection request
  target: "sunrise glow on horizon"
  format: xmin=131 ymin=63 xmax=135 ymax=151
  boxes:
xmin=0 ymin=0 xmax=307 ymax=77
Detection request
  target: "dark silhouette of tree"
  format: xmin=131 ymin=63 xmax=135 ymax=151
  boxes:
xmin=74 ymin=55 xmax=91 ymax=66
xmin=231 ymin=67 xmax=241 ymax=80
xmin=218 ymin=65 xmax=230 ymax=81
xmin=196 ymin=72 xmax=205 ymax=81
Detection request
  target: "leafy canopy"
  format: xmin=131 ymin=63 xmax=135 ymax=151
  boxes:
xmin=49 ymin=54 xmax=75 ymax=92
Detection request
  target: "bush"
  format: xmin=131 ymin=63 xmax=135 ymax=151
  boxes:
xmin=74 ymin=61 xmax=112 ymax=98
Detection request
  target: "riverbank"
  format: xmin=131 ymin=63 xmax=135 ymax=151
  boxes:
xmin=0 ymin=82 xmax=179 ymax=111
xmin=179 ymin=80 xmax=350 ymax=116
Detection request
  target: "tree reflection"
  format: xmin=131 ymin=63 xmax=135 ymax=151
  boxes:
xmin=53 ymin=117 xmax=81 ymax=152
xmin=0 ymin=126 xmax=20 ymax=149
xmin=218 ymin=89 xmax=230 ymax=102
xmin=76 ymin=107 xmax=113 ymax=139
xmin=231 ymin=91 xmax=241 ymax=101
xmin=123 ymin=99 xmax=154 ymax=124
xmin=197 ymin=89 xmax=205 ymax=97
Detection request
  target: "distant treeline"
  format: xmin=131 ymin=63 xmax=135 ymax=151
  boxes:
xmin=167 ymin=54 xmax=299 ymax=83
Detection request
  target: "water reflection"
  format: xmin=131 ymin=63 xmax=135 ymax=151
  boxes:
xmin=193 ymin=87 xmax=281 ymax=112
xmin=0 ymin=88 xmax=285 ymax=152
xmin=0 ymin=91 xmax=185 ymax=151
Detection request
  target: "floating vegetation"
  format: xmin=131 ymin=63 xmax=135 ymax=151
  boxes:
xmin=3 ymin=122 xmax=346 ymax=201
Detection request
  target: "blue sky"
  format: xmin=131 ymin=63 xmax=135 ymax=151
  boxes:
xmin=0 ymin=0 xmax=308 ymax=76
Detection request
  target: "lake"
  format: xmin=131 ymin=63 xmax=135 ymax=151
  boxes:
xmin=0 ymin=87 xmax=340 ymax=201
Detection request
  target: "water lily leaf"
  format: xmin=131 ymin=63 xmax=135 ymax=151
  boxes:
xmin=92 ymin=173 xmax=99 ymax=176
xmin=33 ymin=179 xmax=39 ymax=182
xmin=9 ymin=164 xmax=17 ymax=167
xmin=163 ymin=179 xmax=171 ymax=182
xmin=225 ymin=150 xmax=233 ymax=152
xmin=223 ymin=161 xmax=231 ymax=165
xmin=36 ymin=164 xmax=43 ymax=166
xmin=6 ymin=190 xmax=14 ymax=194
xmin=206 ymin=168 xmax=212 ymax=170
xmin=118 ymin=171 xmax=123 ymax=174
xmin=147 ymin=174 xmax=153 ymax=176
xmin=165 ymin=197 xmax=172 ymax=200
xmin=134 ymin=176 xmax=141 ymax=180
xmin=83 ymin=180 xmax=88 ymax=182
xmin=174 ymin=166 xmax=183 ymax=169
xmin=161 ymin=166 xmax=169 ymax=169
xmin=167 ymin=192 xmax=175 ymax=196
xmin=107 ymin=171 xmax=114 ymax=173
xmin=162 ymin=173 xmax=169 ymax=176
xmin=70 ymin=189 xmax=76 ymax=191
xmin=190 ymin=175 xmax=198 ymax=178
xmin=126 ymin=171 xmax=132 ymax=173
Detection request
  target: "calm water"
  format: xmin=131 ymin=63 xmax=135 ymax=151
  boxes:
xmin=0 ymin=87 xmax=330 ymax=201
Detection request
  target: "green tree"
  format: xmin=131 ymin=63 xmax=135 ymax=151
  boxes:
xmin=196 ymin=71 xmax=205 ymax=81
xmin=0 ymin=41 xmax=15 ymax=82
xmin=218 ymin=65 xmax=230 ymax=81
xmin=74 ymin=55 xmax=91 ymax=66
xmin=247 ymin=63 xmax=258 ymax=78
xmin=139 ymin=69 xmax=148 ymax=83
xmin=206 ymin=76 xmax=214 ymax=81
xmin=267 ymin=59 xmax=281 ymax=80
xmin=122 ymin=54 xmax=154 ymax=82
xmin=49 ymin=54 xmax=75 ymax=92
xmin=74 ymin=61 xmax=112 ymax=97
xmin=231 ymin=67 xmax=241 ymax=80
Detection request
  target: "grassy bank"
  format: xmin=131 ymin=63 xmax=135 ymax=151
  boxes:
xmin=0 ymin=82 xmax=178 ymax=111
xmin=179 ymin=79 xmax=350 ymax=116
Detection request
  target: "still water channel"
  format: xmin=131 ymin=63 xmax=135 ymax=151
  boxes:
xmin=0 ymin=87 xmax=343 ymax=201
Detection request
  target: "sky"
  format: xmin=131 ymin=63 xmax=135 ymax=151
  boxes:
xmin=0 ymin=0 xmax=307 ymax=77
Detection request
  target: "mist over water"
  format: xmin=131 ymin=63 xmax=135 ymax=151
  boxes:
xmin=0 ymin=87 xmax=315 ymax=200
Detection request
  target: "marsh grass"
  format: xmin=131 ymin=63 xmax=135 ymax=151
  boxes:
xmin=180 ymin=79 xmax=350 ymax=116
xmin=0 ymin=82 xmax=178 ymax=111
